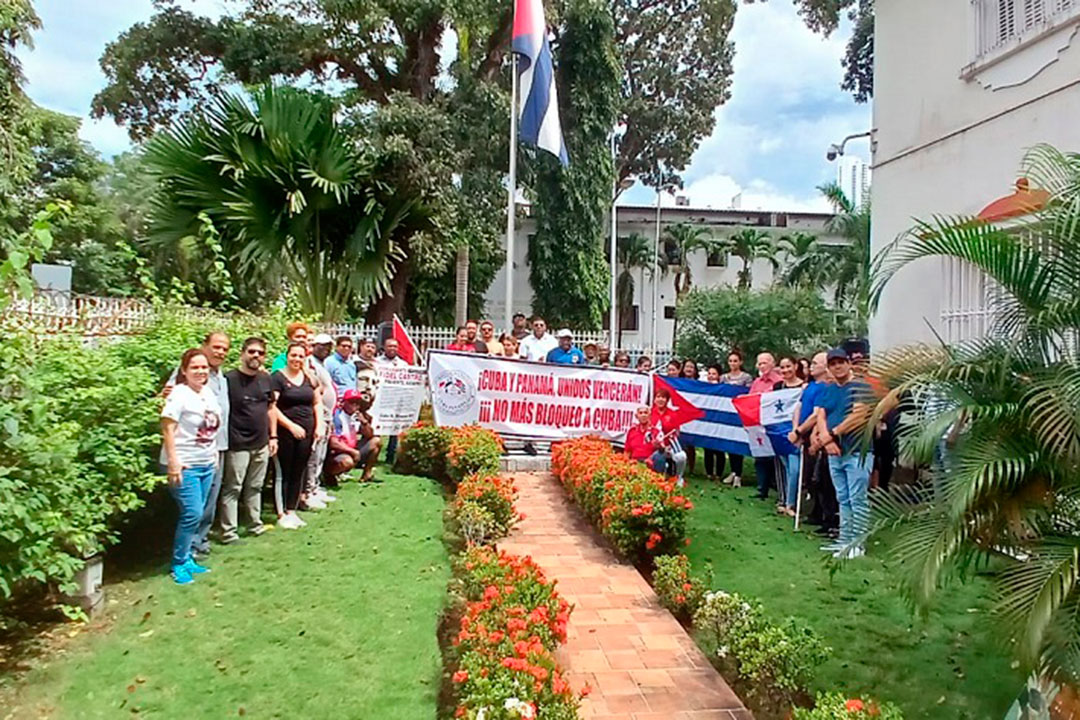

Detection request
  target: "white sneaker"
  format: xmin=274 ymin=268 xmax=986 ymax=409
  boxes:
xmin=722 ymin=473 xmax=735 ymax=485
xmin=302 ymin=497 xmax=326 ymax=510
xmin=291 ymin=512 xmax=307 ymax=527
xmin=278 ymin=514 xmax=299 ymax=530
xmin=315 ymin=488 xmax=337 ymax=503
xmin=834 ymin=546 xmax=866 ymax=560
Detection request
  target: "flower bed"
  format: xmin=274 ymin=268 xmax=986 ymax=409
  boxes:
xmin=652 ymin=553 xmax=711 ymax=625
xmin=393 ymin=422 xmax=452 ymax=481
xmin=450 ymin=546 xmax=582 ymax=720
xmin=551 ymin=437 xmax=691 ymax=563
xmin=453 ymin=473 xmax=520 ymax=545
xmin=394 ymin=423 xmax=504 ymax=486
xmin=694 ymin=588 xmax=829 ymax=714
xmin=447 ymin=425 xmax=504 ymax=484
xmin=793 ymin=692 xmax=905 ymax=719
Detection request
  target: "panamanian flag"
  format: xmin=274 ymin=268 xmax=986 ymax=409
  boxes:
xmin=732 ymin=387 xmax=803 ymax=458
xmin=512 ymin=0 xmax=569 ymax=164
xmin=656 ymin=378 xmax=802 ymax=458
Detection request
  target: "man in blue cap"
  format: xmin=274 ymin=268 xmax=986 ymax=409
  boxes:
xmin=812 ymin=347 xmax=872 ymax=559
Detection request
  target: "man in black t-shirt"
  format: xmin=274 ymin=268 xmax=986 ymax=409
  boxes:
xmin=216 ymin=337 xmax=278 ymax=543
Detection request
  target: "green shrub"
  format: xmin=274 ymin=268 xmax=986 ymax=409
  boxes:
xmin=794 ymin=692 xmax=905 ymax=719
xmin=393 ymin=423 xmax=452 ymax=480
xmin=693 ymin=590 xmax=830 ymax=707
xmin=0 ymin=308 xmax=286 ymax=618
xmin=446 ymin=426 xmax=503 ymax=484
xmin=676 ymin=286 xmax=842 ymax=366
xmin=452 ymin=473 xmax=518 ymax=544
xmin=653 ymin=554 xmax=711 ymax=623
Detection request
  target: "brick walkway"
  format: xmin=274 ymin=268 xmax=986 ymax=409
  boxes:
xmin=498 ymin=473 xmax=751 ymax=720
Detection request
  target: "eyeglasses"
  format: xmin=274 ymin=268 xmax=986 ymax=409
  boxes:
xmin=247 ymin=349 xmax=266 ymax=356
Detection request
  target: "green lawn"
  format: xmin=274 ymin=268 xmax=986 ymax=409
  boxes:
xmin=3 ymin=472 xmax=450 ymax=719
xmin=682 ymin=470 xmax=1024 ymax=720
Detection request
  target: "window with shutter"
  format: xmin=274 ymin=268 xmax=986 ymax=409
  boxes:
xmin=998 ymin=0 xmax=1017 ymax=42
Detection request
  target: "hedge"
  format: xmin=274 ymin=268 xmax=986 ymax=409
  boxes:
xmin=0 ymin=308 xmax=293 ymax=619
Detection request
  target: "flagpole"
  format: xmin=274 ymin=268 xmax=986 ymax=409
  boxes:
xmin=794 ymin=449 xmax=805 ymax=531
xmin=504 ymin=53 xmax=519 ymax=333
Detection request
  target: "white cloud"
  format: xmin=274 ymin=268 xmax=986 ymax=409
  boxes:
xmin=624 ymin=0 xmax=872 ymax=213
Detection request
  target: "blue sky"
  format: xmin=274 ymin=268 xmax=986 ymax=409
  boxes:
xmin=18 ymin=0 xmax=870 ymax=212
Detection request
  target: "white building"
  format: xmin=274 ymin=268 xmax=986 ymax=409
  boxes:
xmin=485 ymin=204 xmax=842 ymax=349
xmin=837 ymin=155 xmax=871 ymax=209
xmin=871 ymin=0 xmax=1080 ymax=350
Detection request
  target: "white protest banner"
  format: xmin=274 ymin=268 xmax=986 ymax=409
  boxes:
xmin=427 ymin=350 xmax=651 ymax=441
xmin=371 ymin=366 xmax=427 ymax=435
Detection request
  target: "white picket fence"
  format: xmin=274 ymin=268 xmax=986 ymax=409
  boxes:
xmin=4 ymin=290 xmax=674 ymax=362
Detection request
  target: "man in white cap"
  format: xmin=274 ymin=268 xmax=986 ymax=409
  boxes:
xmin=518 ymin=315 xmax=558 ymax=362
xmin=546 ymin=329 xmax=586 ymax=364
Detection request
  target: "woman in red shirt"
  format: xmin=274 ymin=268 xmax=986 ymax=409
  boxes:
xmin=447 ymin=326 xmax=477 ymax=352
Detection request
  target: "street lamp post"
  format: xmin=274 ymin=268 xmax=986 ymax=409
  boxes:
xmin=651 ymin=179 xmax=662 ymax=353
xmin=610 ymin=174 xmax=635 ymax=349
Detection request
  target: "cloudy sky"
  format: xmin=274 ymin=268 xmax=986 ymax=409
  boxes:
xmin=18 ymin=0 xmax=870 ymax=213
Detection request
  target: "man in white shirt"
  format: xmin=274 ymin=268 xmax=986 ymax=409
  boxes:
xmin=518 ymin=316 xmax=558 ymax=362
xmin=374 ymin=338 xmax=409 ymax=464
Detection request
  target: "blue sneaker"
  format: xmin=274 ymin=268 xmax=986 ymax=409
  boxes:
xmin=171 ymin=565 xmax=194 ymax=585
xmin=183 ymin=558 xmax=211 ymax=575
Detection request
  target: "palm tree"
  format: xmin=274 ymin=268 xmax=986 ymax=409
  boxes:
xmin=778 ymin=231 xmax=832 ymax=290
xmin=615 ymin=233 xmax=654 ymax=347
xmin=663 ymin=222 xmax=714 ymax=343
xmin=819 ymin=181 xmax=872 ymax=331
xmin=144 ymin=85 xmax=432 ymax=320
xmin=867 ymin=144 xmax=1080 ymax=684
xmin=727 ymin=228 xmax=777 ymax=289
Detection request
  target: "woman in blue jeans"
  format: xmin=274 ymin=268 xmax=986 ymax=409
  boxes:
xmin=774 ymin=356 xmax=807 ymax=516
xmin=161 ymin=348 xmax=223 ymax=585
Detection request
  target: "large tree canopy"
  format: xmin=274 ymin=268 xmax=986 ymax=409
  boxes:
xmin=92 ymin=0 xmax=743 ymax=321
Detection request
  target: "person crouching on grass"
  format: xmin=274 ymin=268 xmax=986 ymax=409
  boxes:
xmin=325 ymin=389 xmax=382 ymax=484
xmin=161 ymin=348 xmax=223 ymax=585
xmin=624 ymin=406 xmax=659 ymax=463
xmin=650 ymin=389 xmax=688 ymax=486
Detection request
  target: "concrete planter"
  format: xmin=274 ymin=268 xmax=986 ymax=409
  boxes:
xmin=64 ymin=553 xmax=105 ymax=616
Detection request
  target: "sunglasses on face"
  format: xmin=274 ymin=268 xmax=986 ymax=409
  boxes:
xmin=247 ymin=349 xmax=266 ymax=356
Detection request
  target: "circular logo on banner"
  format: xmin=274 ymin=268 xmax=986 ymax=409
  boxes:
xmin=432 ymin=369 xmax=477 ymax=417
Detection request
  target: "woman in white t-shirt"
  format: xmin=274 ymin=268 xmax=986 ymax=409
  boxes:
xmin=161 ymin=348 xmax=223 ymax=586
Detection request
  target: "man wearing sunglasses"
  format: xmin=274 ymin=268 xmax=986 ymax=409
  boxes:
xmin=217 ymin=336 xmax=278 ymax=544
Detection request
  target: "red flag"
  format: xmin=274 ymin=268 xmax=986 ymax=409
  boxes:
xmin=652 ymin=375 xmax=706 ymax=430
xmin=393 ymin=315 xmax=418 ymax=365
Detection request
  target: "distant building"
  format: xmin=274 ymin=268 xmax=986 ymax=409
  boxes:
xmin=836 ymin=155 xmax=870 ymax=209
xmin=486 ymin=203 xmax=843 ymax=349
xmin=871 ymin=0 xmax=1080 ymax=350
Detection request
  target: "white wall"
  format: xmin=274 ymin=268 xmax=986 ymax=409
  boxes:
xmin=483 ymin=206 xmax=841 ymax=349
xmin=871 ymin=0 xmax=1080 ymax=349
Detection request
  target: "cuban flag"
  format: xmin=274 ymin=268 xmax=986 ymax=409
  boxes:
xmin=732 ymin=388 xmax=803 ymax=458
xmin=513 ymin=0 xmax=569 ymax=165
xmin=392 ymin=314 xmax=419 ymax=365
xmin=658 ymin=378 xmax=802 ymax=458
xmin=661 ymin=377 xmax=752 ymax=456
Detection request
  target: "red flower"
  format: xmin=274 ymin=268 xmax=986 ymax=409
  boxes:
xmin=846 ymin=698 xmax=865 ymax=713
xmin=452 ymin=670 xmax=468 ymax=683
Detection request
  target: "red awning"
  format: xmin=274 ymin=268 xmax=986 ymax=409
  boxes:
xmin=977 ymin=178 xmax=1050 ymax=221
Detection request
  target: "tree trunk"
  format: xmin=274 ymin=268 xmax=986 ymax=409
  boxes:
xmin=365 ymin=260 xmax=412 ymax=324
xmin=454 ymin=245 xmax=469 ymax=326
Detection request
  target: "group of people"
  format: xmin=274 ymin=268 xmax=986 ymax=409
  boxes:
xmin=622 ymin=345 xmax=889 ymax=560
xmin=443 ymin=314 xmax=637 ymax=368
xmin=159 ymin=324 xmax=404 ymax=585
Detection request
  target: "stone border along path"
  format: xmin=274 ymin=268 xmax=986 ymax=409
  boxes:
xmin=498 ymin=472 xmax=751 ymax=720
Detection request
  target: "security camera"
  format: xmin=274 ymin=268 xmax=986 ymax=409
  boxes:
xmin=826 ymin=144 xmax=842 ymax=162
